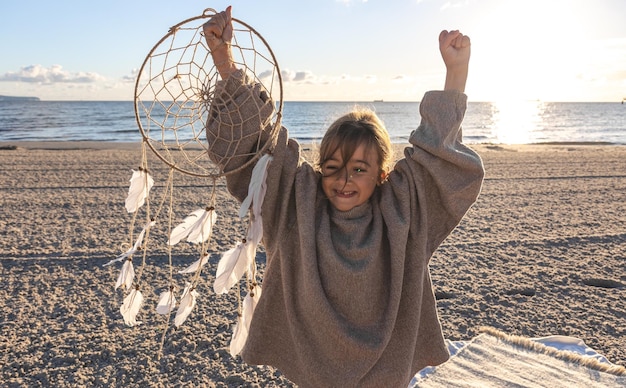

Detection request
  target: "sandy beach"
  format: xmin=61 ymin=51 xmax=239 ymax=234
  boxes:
xmin=1 ymin=141 xmax=625 ymax=387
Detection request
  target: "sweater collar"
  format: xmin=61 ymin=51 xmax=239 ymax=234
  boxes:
xmin=329 ymin=199 xmax=372 ymax=220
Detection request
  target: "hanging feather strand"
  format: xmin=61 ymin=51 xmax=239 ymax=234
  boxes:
xmin=115 ymin=258 xmax=136 ymax=290
xmin=103 ymin=220 xmax=155 ymax=267
xmin=120 ymin=286 xmax=144 ymax=327
xmin=174 ymin=283 xmax=198 ymax=327
xmin=168 ymin=207 xmax=217 ymax=246
xmin=214 ymin=239 xmax=256 ymax=295
xmin=220 ymin=154 xmax=272 ymax=349
xmin=239 ymin=154 xmax=273 ymax=219
xmin=125 ymin=168 xmax=154 ymax=213
xmin=247 ymin=213 xmax=263 ymax=246
xmin=230 ymin=284 xmax=263 ymax=356
xmin=156 ymin=286 xmax=177 ymax=315
xmin=178 ymin=252 xmax=210 ymax=274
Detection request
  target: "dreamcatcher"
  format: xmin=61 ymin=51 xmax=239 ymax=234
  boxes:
xmin=104 ymin=8 xmax=283 ymax=357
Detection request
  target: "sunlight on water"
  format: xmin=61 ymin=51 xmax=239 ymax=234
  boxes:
xmin=490 ymin=99 xmax=544 ymax=144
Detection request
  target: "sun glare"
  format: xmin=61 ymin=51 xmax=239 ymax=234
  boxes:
xmin=490 ymin=99 xmax=544 ymax=144
xmin=469 ymin=0 xmax=586 ymax=102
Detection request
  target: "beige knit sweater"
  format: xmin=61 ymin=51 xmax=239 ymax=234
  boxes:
xmin=207 ymin=70 xmax=485 ymax=388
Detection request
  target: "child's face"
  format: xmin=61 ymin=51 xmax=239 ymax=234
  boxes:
xmin=321 ymin=143 xmax=380 ymax=212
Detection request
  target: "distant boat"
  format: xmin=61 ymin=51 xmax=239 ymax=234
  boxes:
xmin=373 ymin=99 xmax=384 ymax=102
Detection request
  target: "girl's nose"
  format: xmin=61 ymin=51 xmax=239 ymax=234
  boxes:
xmin=337 ymin=168 xmax=351 ymax=183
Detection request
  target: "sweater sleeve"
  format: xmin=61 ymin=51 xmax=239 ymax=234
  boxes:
xmin=205 ymin=68 xmax=311 ymax=256
xmin=206 ymin=69 xmax=276 ymax=202
xmin=392 ymin=90 xmax=485 ymax=256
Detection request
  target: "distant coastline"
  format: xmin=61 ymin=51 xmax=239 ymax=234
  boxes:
xmin=0 ymin=95 xmax=40 ymax=102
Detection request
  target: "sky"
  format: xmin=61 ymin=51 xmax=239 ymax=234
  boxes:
xmin=0 ymin=0 xmax=625 ymax=102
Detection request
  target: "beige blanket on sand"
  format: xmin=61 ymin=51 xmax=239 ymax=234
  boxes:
xmin=414 ymin=327 xmax=626 ymax=388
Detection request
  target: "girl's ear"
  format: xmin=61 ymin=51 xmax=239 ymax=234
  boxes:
xmin=378 ymin=171 xmax=388 ymax=185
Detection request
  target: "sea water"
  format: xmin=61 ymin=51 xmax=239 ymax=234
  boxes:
xmin=0 ymin=100 xmax=624 ymax=144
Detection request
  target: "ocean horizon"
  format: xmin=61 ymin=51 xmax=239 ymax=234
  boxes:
xmin=1 ymin=99 xmax=625 ymax=145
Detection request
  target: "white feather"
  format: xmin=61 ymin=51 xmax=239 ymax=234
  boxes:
xmin=239 ymin=154 xmax=273 ymax=219
xmin=229 ymin=285 xmax=262 ymax=356
xmin=125 ymin=168 xmax=154 ymax=213
xmin=120 ymin=288 xmax=144 ymax=326
xmin=174 ymin=283 xmax=198 ymax=327
xmin=248 ymin=258 xmax=257 ymax=280
xmin=168 ymin=208 xmax=217 ymax=246
xmin=178 ymin=253 xmax=210 ymax=274
xmin=168 ymin=209 xmax=203 ymax=246
xmin=156 ymin=288 xmax=177 ymax=315
xmin=213 ymin=240 xmax=256 ymax=295
xmin=186 ymin=208 xmax=218 ymax=244
xmin=251 ymin=155 xmax=272 ymax=218
xmin=244 ymin=284 xmax=262 ymax=322
xmin=103 ymin=221 xmax=155 ymax=267
xmin=229 ymin=317 xmax=247 ymax=356
xmin=247 ymin=216 xmax=263 ymax=246
xmin=115 ymin=259 xmax=135 ymax=290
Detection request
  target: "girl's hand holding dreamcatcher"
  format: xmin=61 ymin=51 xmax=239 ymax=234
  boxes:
xmin=203 ymin=6 xmax=237 ymax=79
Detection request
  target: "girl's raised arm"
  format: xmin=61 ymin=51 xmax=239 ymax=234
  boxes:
xmin=203 ymin=6 xmax=237 ymax=79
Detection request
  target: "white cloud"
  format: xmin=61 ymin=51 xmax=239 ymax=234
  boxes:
xmin=0 ymin=64 xmax=105 ymax=84
xmin=365 ymin=75 xmax=378 ymax=84
xmin=121 ymin=68 xmax=139 ymax=83
xmin=293 ymin=71 xmax=315 ymax=83
xmin=281 ymin=69 xmax=317 ymax=83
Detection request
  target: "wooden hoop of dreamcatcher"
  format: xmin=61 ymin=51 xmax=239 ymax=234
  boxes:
xmin=106 ymin=8 xmax=283 ymax=359
xmin=134 ymin=7 xmax=283 ymax=178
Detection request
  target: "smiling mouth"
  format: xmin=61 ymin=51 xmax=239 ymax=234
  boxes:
xmin=335 ymin=190 xmax=356 ymax=198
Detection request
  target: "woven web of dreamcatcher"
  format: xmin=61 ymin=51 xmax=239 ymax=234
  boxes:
xmin=134 ymin=8 xmax=283 ymax=178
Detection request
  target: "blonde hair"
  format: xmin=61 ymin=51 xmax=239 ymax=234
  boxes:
xmin=316 ymin=107 xmax=393 ymax=183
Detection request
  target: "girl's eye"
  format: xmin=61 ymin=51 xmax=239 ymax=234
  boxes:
xmin=353 ymin=167 xmax=366 ymax=175
xmin=322 ymin=164 xmax=338 ymax=175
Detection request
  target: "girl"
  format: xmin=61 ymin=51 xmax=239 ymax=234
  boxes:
xmin=204 ymin=7 xmax=484 ymax=387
